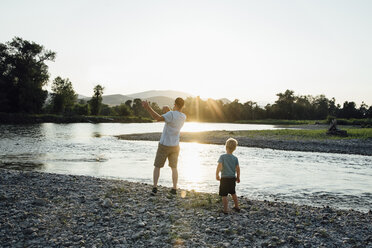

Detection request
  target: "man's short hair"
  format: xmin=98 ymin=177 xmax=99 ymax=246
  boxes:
xmin=225 ymin=138 xmax=238 ymax=151
xmin=175 ymin=97 xmax=185 ymax=109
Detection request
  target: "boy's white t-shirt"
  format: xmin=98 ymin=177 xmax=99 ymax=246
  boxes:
xmin=159 ymin=111 xmax=186 ymax=146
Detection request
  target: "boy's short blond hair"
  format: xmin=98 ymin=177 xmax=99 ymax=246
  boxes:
xmin=225 ymin=138 xmax=238 ymax=151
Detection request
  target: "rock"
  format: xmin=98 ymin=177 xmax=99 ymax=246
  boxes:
xmin=33 ymin=198 xmax=49 ymax=206
xmin=23 ymin=227 xmax=38 ymax=235
xmin=132 ymin=231 xmax=144 ymax=240
xmin=296 ymin=224 xmax=304 ymax=229
xmin=72 ymin=235 xmax=83 ymax=242
xmin=288 ymin=236 xmax=300 ymax=244
xmin=102 ymin=199 xmax=113 ymax=208
xmin=271 ymin=236 xmax=280 ymax=242
xmin=0 ymin=194 xmax=8 ymax=201
xmin=137 ymin=221 xmax=146 ymax=227
xmin=180 ymin=232 xmax=192 ymax=239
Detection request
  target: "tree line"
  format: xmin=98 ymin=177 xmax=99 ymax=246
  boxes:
xmin=1 ymin=37 xmax=371 ymax=122
xmin=43 ymin=77 xmax=160 ymax=118
xmin=183 ymin=90 xmax=372 ymax=122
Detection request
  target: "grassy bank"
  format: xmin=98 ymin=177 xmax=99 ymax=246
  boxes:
xmin=235 ymin=118 xmax=372 ymax=126
xmin=225 ymin=128 xmax=372 ymax=140
xmin=235 ymin=119 xmax=325 ymax=125
xmin=0 ymin=113 xmax=152 ymax=124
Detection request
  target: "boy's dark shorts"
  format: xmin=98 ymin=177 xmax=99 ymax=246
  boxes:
xmin=154 ymin=143 xmax=180 ymax=168
xmin=219 ymin=177 xmax=236 ymax=196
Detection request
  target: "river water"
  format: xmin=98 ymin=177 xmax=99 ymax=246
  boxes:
xmin=0 ymin=123 xmax=371 ymax=212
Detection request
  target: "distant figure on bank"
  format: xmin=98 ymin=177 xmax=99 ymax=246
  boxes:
xmin=142 ymin=98 xmax=186 ymax=195
xmin=216 ymin=138 xmax=241 ymax=214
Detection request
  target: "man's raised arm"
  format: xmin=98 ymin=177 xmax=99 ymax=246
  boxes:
xmin=142 ymin=101 xmax=165 ymax=122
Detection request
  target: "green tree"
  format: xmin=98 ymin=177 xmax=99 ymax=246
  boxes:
xmin=292 ymin=95 xmax=312 ymax=119
xmin=312 ymin=95 xmax=329 ymax=119
xmin=224 ymin=99 xmax=244 ymax=121
xmin=117 ymin=103 xmax=132 ymax=116
xmin=51 ymin=77 xmax=77 ymax=114
xmin=132 ymin=98 xmax=150 ymax=117
xmin=366 ymin=106 xmax=372 ymax=118
xmin=73 ymin=103 xmax=90 ymax=115
xmin=0 ymin=37 xmax=56 ymax=113
xmin=328 ymin=97 xmax=339 ymax=117
xmin=274 ymin=90 xmax=295 ymax=119
xmin=358 ymin=102 xmax=369 ymax=118
xmin=125 ymin=100 xmax=132 ymax=108
xmin=89 ymin=85 xmax=104 ymax=115
xmin=99 ymin=104 xmax=112 ymax=116
xmin=340 ymin=101 xmax=360 ymax=119
xmin=242 ymin=101 xmax=257 ymax=120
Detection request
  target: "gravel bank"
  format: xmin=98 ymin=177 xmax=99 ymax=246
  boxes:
xmin=117 ymin=131 xmax=372 ymax=156
xmin=1 ymin=169 xmax=371 ymax=247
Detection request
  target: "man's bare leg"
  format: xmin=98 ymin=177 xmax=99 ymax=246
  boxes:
xmin=171 ymin=167 xmax=178 ymax=189
xmin=153 ymin=167 xmax=160 ymax=188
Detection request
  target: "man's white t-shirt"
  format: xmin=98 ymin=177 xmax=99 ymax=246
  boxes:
xmin=159 ymin=111 xmax=186 ymax=146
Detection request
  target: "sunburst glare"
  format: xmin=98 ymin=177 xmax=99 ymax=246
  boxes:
xmin=178 ymin=142 xmax=212 ymax=191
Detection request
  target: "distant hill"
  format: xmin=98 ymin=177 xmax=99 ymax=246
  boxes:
xmin=82 ymin=95 xmax=133 ymax=106
xmin=80 ymin=90 xmax=193 ymax=107
xmin=74 ymin=90 xmax=246 ymax=107
xmin=100 ymin=94 xmax=133 ymax=106
xmin=146 ymin=96 xmax=175 ymax=107
xmin=77 ymin=94 xmax=88 ymax=99
xmin=127 ymin=90 xmax=193 ymax=100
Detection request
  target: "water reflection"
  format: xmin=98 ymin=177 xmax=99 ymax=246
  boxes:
xmin=179 ymin=142 xmax=208 ymax=191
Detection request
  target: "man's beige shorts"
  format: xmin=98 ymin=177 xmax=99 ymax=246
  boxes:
xmin=154 ymin=143 xmax=180 ymax=168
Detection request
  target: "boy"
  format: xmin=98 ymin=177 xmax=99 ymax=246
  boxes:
xmin=142 ymin=98 xmax=186 ymax=195
xmin=216 ymin=138 xmax=240 ymax=214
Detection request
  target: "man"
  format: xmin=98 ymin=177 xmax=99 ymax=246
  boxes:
xmin=142 ymin=97 xmax=186 ymax=195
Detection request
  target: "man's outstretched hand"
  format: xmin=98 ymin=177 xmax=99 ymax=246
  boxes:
xmin=141 ymin=100 xmax=149 ymax=109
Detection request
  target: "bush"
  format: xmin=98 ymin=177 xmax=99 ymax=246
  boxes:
xmin=73 ymin=104 xmax=90 ymax=115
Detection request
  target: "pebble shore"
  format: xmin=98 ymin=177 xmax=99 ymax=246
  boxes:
xmin=117 ymin=131 xmax=372 ymax=156
xmin=1 ymin=169 xmax=371 ymax=247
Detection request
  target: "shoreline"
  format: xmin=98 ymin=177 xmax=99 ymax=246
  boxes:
xmin=0 ymin=113 xmax=152 ymax=124
xmin=117 ymin=131 xmax=372 ymax=156
xmin=1 ymin=169 xmax=371 ymax=247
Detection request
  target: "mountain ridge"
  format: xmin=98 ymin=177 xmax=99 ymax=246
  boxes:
xmin=78 ymin=90 xmax=231 ymax=107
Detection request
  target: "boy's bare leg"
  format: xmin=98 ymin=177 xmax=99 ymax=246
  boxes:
xmin=153 ymin=167 xmax=160 ymax=188
xmin=171 ymin=167 xmax=178 ymax=189
xmin=222 ymin=196 xmax=228 ymax=213
xmin=232 ymin=194 xmax=239 ymax=208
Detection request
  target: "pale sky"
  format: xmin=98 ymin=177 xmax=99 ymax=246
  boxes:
xmin=1 ymin=0 xmax=372 ymax=105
